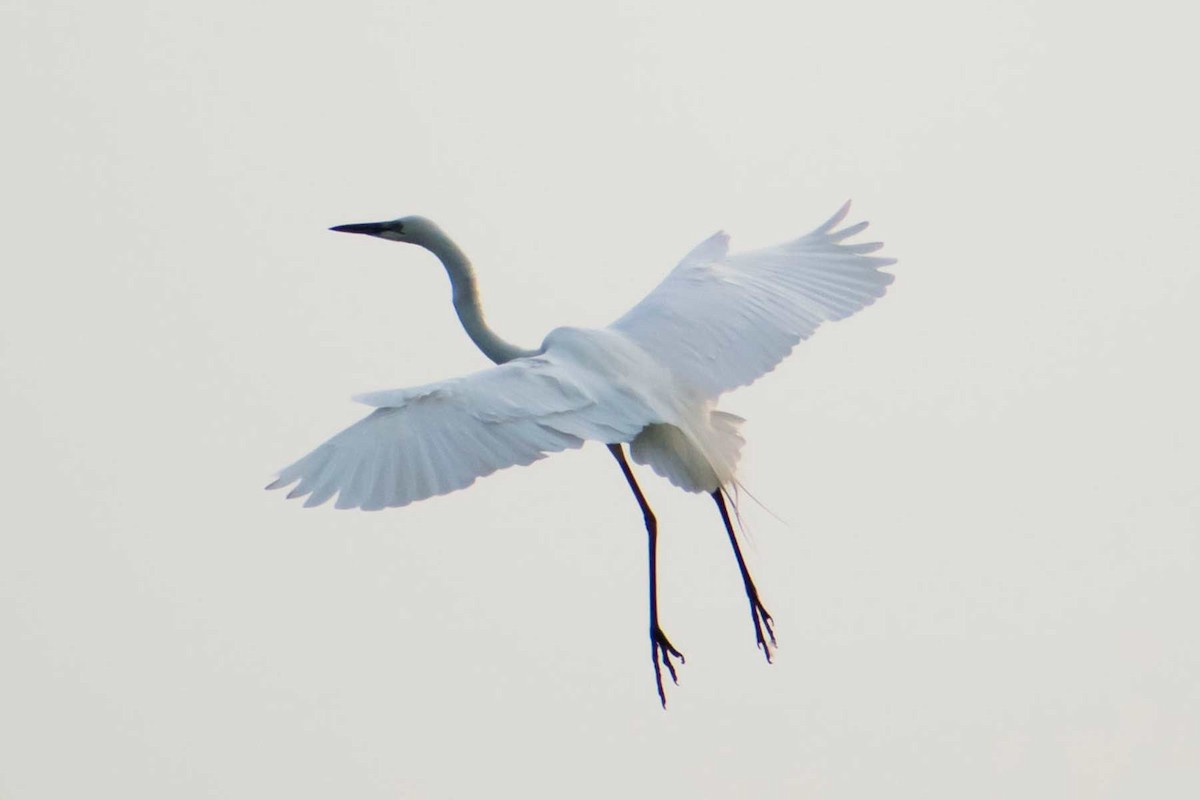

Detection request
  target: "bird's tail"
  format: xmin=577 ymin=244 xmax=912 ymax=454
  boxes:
xmin=628 ymin=408 xmax=746 ymax=494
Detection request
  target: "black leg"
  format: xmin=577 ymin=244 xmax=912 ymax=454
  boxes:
xmin=712 ymin=489 xmax=776 ymax=660
xmin=608 ymin=443 xmax=684 ymax=707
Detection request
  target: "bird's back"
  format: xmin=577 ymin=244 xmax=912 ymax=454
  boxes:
xmin=541 ymin=325 xmax=745 ymax=493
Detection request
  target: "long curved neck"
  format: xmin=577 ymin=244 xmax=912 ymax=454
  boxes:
xmin=423 ymin=234 xmax=537 ymax=365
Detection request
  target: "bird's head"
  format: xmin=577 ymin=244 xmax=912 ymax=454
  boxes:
xmin=330 ymin=215 xmax=444 ymax=247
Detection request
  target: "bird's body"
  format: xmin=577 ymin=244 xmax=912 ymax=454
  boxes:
xmin=269 ymin=203 xmax=895 ymax=705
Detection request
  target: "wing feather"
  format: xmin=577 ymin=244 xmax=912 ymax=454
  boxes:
xmin=611 ymin=202 xmax=895 ymax=397
xmin=269 ymin=348 xmax=654 ymax=510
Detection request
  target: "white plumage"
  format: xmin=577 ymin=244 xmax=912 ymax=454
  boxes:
xmin=612 ymin=208 xmax=894 ymax=397
xmin=269 ymin=202 xmax=894 ymax=510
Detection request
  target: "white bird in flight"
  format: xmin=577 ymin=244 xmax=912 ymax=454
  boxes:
xmin=269 ymin=202 xmax=895 ymax=706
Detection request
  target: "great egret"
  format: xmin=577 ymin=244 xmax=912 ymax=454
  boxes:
xmin=269 ymin=202 xmax=895 ymax=705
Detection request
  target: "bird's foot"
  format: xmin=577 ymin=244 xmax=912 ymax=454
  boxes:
xmin=651 ymin=625 xmax=685 ymax=708
xmin=748 ymin=591 xmax=776 ymax=663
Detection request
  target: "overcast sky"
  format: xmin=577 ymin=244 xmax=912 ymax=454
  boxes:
xmin=2 ymin=1 xmax=1197 ymax=798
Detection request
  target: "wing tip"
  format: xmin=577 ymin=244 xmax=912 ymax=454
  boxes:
xmin=303 ymin=492 xmax=332 ymax=509
xmin=829 ymin=219 xmax=870 ymax=242
xmin=814 ymin=200 xmax=853 ymax=234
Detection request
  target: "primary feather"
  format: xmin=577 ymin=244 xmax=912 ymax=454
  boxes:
xmin=610 ymin=201 xmax=895 ymax=398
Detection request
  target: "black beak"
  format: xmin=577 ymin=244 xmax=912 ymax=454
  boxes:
xmin=330 ymin=221 xmax=388 ymax=235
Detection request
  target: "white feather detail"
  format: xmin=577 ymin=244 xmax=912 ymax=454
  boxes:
xmin=271 ymin=328 xmax=683 ymax=509
xmin=271 ymin=204 xmax=895 ymax=511
xmin=610 ymin=201 xmax=896 ymax=398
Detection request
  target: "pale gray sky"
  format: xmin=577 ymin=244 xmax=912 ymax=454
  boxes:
xmin=2 ymin=1 xmax=1197 ymax=798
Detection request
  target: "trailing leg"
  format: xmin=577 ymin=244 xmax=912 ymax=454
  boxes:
xmin=608 ymin=443 xmax=684 ymax=707
xmin=712 ymin=489 xmax=776 ymax=660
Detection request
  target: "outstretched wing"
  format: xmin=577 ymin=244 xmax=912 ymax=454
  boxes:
xmin=610 ymin=202 xmax=896 ymax=398
xmin=268 ymin=352 xmax=653 ymax=510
